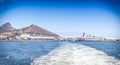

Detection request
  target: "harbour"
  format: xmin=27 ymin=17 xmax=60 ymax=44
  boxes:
xmin=0 ymin=0 xmax=120 ymax=65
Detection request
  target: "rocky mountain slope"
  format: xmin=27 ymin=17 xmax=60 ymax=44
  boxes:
xmin=17 ymin=24 xmax=58 ymax=36
xmin=0 ymin=22 xmax=58 ymax=37
xmin=0 ymin=22 xmax=16 ymax=32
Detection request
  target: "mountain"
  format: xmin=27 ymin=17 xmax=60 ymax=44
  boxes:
xmin=18 ymin=24 xmax=59 ymax=37
xmin=0 ymin=22 xmax=16 ymax=32
xmin=0 ymin=22 xmax=59 ymax=37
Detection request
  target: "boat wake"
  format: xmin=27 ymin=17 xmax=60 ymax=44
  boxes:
xmin=31 ymin=43 xmax=120 ymax=65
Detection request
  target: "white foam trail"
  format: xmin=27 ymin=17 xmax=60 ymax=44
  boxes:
xmin=31 ymin=43 xmax=120 ymax=65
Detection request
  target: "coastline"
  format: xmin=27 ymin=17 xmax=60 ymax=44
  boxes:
xmin=0 ymin=40 xmax=120 ymax=42
xmin=0 ymin=40 xmax=59 ymax=42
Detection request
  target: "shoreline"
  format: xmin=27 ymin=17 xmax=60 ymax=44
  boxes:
xmin=0 ymin=40 xmax=59 ymax=42
xmin=0 ymin=40 xmax=120 ymax=42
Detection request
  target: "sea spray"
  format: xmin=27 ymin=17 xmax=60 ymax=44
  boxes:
xmin=31 ymin=43 xmax=120 ymax=65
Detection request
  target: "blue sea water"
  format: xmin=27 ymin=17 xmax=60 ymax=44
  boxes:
xmin=0 ymin=42 xmax=120 ymax=65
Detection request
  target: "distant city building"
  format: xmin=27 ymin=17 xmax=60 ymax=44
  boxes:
xmin=19 ymin=33 xmax=30 ymax=40
xmin=82 ymin=32 xmax=85 ymax=38
xmin=0 ymin=32 xmax=12 ymax=40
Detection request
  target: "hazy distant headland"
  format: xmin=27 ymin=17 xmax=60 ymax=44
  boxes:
xmin=0 ymin=22 xmax=120 ymax=42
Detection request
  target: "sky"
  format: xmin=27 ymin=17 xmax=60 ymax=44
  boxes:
xmin=0 ymin=0 xmax=120 ymax=37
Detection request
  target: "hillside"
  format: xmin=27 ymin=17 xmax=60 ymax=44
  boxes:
xmin=18 ymin=24 xmax=58 ymax=36
xmin=0 ymin=22 xmax=59 ymax=37
xmin=0 ymin=22 xmax=16 ymax=33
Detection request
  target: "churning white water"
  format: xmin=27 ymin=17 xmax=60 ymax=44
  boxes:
xmin=31 ymin=43 xmax=120 ymax=65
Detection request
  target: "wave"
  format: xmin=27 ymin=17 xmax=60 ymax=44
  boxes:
xmin=31 ymin=43 xmax=120 ymax=65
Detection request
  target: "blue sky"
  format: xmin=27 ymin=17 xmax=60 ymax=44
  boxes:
xmin=0 ymin=0 xmax=120 ymax=37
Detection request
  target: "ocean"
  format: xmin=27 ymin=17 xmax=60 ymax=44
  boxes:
xmin=0 ymin=42 xmax=120 ymax=65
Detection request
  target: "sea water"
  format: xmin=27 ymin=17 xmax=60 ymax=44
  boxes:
xmin=0 ymin=42 xmax=120 ymax=65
